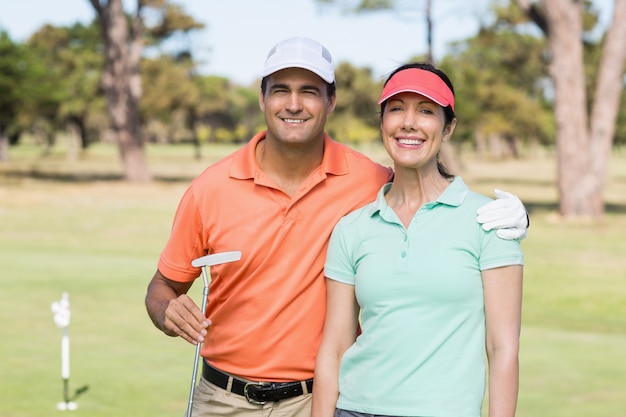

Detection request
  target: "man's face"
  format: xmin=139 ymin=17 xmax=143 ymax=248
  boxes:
xmin=260 ymin=67 xmax=336 ymax=148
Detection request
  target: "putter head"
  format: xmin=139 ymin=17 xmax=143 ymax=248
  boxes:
xmin=191 ymin=251 xmax=242 ymax=268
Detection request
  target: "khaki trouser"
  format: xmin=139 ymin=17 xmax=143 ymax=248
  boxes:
xmin=190 ymin=376 xmax=312 ymax=417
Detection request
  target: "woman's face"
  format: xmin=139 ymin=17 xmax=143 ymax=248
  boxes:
xmin=380 ymin=92 xmax=455 ymax=171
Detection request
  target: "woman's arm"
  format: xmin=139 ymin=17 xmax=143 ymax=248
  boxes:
xmin=311 ymin=279 xmax=360 ymax=417
xmin=483 ymin=265 xmax=523 ymax=417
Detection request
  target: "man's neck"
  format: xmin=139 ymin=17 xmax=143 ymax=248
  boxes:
xmin=255 ymin=136 xmax=325 ymax=196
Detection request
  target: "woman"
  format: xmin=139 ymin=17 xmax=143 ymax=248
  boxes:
xmin=312 ymin=63 xmax=524 ymax=417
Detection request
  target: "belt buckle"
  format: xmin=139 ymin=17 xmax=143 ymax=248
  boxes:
xmin=244 ymin=381 xmax=270 ymax=405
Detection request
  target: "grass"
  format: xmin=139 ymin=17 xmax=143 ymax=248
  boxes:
xmin=1 ymin=141 xmax=625 ymax=416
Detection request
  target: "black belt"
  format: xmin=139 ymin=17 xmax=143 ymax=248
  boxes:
xmin=202 ymin=361 xmax=313 ymax=405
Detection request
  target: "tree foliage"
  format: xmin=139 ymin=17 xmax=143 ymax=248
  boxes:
xmin=0 ymin=31 xmax=65 ymax=160
xmin=0 ymin=32 xmax=32 ymax=161
xmin=441 ymin=8 xmax=554 ymax=157
xmin=87 ymin=0 xmax=206 ymax=181
xmin=27 ymin=22 xmax=106 ymax=151
xmin=328 ymin=62 xmax=383 ymax=143
xmin=2 ymin=0 xmax=624 ymax=202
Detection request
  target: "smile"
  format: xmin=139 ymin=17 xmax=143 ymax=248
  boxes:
xmin=397 ymin=138 xmax=424 ymax=145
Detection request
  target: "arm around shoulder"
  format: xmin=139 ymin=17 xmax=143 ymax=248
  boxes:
xmin=476 ymin=190 xmax=529 ymax=240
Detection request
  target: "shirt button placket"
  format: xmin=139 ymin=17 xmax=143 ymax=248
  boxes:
xmin=399 ymin=231 xmax=409 ymax=268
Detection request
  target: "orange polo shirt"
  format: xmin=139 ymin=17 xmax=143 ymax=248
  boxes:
xmin=158 ymin=131 xmax=392 ymax=381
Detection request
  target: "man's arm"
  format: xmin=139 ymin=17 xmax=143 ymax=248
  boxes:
xmin=477 ymin=189 xmax=529 ymax=240
xmin=145 ymin=269 xmax=208 ymax=345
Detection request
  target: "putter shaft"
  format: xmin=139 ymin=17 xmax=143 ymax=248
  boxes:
xmin=185 ymin=265 xmax=210 ymax=417
xmin=185 ymin=251 xmax=241 ymax=417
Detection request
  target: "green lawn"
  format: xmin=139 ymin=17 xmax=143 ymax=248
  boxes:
xmin=1 ymin=142 xmax=625 ymax=416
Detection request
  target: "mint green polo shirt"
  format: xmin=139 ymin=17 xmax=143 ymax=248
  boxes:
xmin=324 ymin=177 xmax=524 ymax=417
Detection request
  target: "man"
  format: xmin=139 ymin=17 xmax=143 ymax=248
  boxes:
xmin=145 ymin=36 xmax=528 ymax=417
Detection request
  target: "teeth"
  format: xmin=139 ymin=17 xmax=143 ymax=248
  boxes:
xmin=284 ymin=118 xmax=305 ymax=123
xmin=398 ymin=139 xmax=423 ymax=145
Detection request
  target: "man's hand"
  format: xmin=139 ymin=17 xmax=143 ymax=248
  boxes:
xmin=477 ymin=189 xmax=529 ymax=240
xmin=145 ymin=270 xmax=209 ymax=345
xmin=162 ymin=294 xmax=210 ymax=345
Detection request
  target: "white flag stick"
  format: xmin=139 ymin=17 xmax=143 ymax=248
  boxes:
xmin=52 ymin=292 xmax=77 ymax=411
xmin=61 ymin=327 xmax=70 ymax=380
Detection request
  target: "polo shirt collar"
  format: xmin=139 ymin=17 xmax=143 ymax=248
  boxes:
xmin=229 ymin=131 xmax=348 ymax=180
xmin=437 ymin=177 xmax=469 ymax=207
xmin=368 ymin=176 xmax=469 ymax=217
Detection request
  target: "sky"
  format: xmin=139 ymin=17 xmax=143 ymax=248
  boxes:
xmin=0 ymin=0 xmax=615 ymax=86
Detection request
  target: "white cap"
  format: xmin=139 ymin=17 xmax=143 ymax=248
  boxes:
xmin=261 ymin=37 xmax=335 ymax=83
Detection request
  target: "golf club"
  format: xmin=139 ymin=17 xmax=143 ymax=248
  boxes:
xmin=185 ymin=250 xmax=242 ymax=417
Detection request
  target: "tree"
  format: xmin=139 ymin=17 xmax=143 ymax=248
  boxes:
xmin=191 ymin=75 xmax=233 ymax=146
xmin=89 ymin=0 xmax=149 ymax=181
xmin=327 ymin=62 xmax=382 ymax=144
xmin=0 ymin=32 xmax=36 ymax=161
xmin=56 ymin=23 xmax=108 ymax=152
xmin=440 ymin=10 xmax=554 ymax=160
xmin=515 ymin=0 xmax=626 ymax=219
xmin=140 ymin=54 xmax=199 ymax=142
xmin=0 ymin=32 xmax=18 ymax=161
xmin=27 ymin=22 xmax=105 ymax=155
xmin=88 ymin=0 xmax=204 ymax=181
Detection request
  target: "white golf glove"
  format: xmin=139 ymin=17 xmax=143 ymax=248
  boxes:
xmin=477 ymin=189 xmax=529 ymax=240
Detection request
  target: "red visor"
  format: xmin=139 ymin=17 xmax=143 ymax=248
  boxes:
xmin=378 ymin=68 xmax=455 ymax=112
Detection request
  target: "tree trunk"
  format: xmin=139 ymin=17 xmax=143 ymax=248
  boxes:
xmin=425 ymin=0 xmax=433 ymax=64
xmin=544 ymin=1 xmax=595 ymax=217
xmin=90 ymin=0 xmax=150 ymax=182
xmin=0 ymin=128 xmax=9 ymax=162
xmin=188 ymin=107 xmax=202 ymax=160
xmin=43 ymin=130 xmax=56 ymax=157
xmin=518 ymin=0 xmax=626 ymax=219
xmin=474 ymin=129 xmax=486 ymax=159
xmin=589 ymin=0 xmax=626 ymax=204
xmin=488 ymin=133 xmax=504 ymax=160
xmin=70 ymin=116 xmax=90 ymax=150
xmin=67 ymin=126 xmax=79 ymax=162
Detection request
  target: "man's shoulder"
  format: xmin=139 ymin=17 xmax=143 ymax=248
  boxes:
xmin=332 ymin=140 xmax=377 ymax=162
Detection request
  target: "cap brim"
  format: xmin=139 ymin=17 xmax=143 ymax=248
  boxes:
xmin=261 ymin=62 xmax=334 ymax=84
xmin=378 ymin=68 xmax=454 ymax=111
